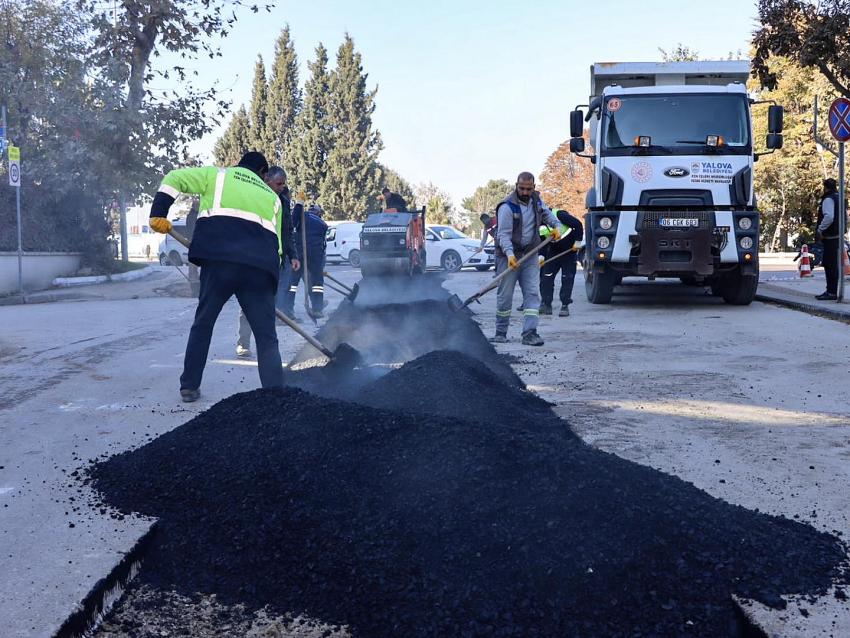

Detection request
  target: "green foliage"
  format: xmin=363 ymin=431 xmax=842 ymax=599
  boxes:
xmin=749 ymin=56 xmax=838 ymax=249
xmin=321 ymin=34 xmax=383 ymax=220
xmin=753 ymin=0 xmax=850 ymax=98
xmin=248 ymin=56 xmax=271 ymax=154
xmin=266 ymin=26 xmax=301 ymax=172
xmin=658 ymin=44 xmax=700 ymax=62
xmin=462 ymin=179 xmax=512 ymax=216
xmin=376 ymin=164 xmax=416 ymax=205
xmin=0 ymin=0 xmax=112 ymax=264
xmin=292 ymin=44 xmax=331 ymax=200
xmin=213 ymin=106 xmax=251 ymax=167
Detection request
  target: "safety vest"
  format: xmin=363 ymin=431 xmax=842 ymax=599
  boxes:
xmin=158 ymin=166 xmax=283 ymax=278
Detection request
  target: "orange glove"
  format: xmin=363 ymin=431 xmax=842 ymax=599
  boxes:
xmin=150 ymin=217 xmax=172 ymax=234
xmin=508 ymin=255 xmax=518 ymax=270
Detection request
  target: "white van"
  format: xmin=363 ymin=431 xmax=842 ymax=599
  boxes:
xmin=326 ymin=221 xmax=364 ymax=266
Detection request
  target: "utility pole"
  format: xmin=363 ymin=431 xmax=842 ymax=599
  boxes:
xmin=110 ymin=0 xmax=129 ymax=262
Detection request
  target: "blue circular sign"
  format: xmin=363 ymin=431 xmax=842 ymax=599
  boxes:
xmin=828 ymin=97 xmax=850 ymax=142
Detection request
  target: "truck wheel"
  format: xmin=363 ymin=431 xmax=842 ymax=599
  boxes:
xmin=585 ymin=266 xmax=616 ymax=304
xmin=720 ymin=267 xmax=758 ymax=305
xmin=441 ymin=250 xmax=462 ymax=272
xmin=348 ymin=249 xmax=361 ymax=268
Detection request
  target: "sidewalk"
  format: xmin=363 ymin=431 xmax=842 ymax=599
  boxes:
xmin=757 ymin=255 xmax=850 ymax=321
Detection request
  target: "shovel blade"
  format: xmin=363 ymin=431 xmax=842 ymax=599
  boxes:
xmin=329 ymin=342 xmax=362 ymax=370
xmin=447 ymin=294 xmax=465 ymax=312
xmin=348 ymin=282 xmax=359 ymax=302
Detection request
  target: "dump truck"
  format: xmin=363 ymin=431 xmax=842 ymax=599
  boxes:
xmin=568 ymin=61 xmax=784 ymax=304
xmin=359 ymin=207 xmax=427 ymax=276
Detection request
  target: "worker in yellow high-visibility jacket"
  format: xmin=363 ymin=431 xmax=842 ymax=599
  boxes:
xmin=149 ymin=152 xmax=284 ymax=402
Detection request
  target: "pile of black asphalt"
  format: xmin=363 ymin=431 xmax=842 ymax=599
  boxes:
xmin=88 ymin=276 xmax=848 ymax=637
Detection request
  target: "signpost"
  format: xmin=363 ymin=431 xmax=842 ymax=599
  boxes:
xmin=8 ymin=144 xmax=22 ymax=294
xmin=828 ymin=97 xmax=850 ymax=302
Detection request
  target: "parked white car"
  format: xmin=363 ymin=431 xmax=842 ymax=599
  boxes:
xmin=157 ymin=221 xmax=190 ymax=266
xmin=326 ymin=221 xmax=364 ymax=267
xmin=425 ymin=225 xmax=494 ymax=272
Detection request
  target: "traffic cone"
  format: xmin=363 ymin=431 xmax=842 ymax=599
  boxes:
xmin=799 ymin=244 xmax=813 ymax=278
xmin=843 ymin=245 xmax=850 ymax=277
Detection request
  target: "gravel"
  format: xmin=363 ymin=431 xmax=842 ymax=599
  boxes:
xmin=88 ymin=326 xmax=848 ymax=637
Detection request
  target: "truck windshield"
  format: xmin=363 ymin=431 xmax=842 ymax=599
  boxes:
xmin=364 ymin=212 xmax=413 ymax=227
xmin=601 ymin=94 xmax=750 ymax=155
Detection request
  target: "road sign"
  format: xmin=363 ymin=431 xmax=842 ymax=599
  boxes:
xmin=828 ymin=97 xmax=850 ymax=142
xmin=8 ymin=145 xmax=20 ymax=187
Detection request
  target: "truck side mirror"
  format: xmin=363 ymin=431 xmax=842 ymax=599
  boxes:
xmin=766 ymin=133 xmax=783 ymax=150
xmin=570 ymin=110 xmax=584 ymax=138
xmin=570 ymin=137 xmax=586 ymax=154
xmin=768 ymin=105 xmax=784 ymax=133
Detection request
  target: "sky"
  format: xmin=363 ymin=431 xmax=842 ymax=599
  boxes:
xmin=175 ymin=0 xmax=759 ymax=207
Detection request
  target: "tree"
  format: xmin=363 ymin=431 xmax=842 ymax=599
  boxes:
xmin=415 ymin=182 xmax=452 ymax=225
xmin=321 ymin=34 xmax=382 ymax=219
xmin=213 ymin=105 xmax=252 ymax=167
xmin=75 ymin=0 xmax=272 ymax=259
xmin=753 ymin=0 xmax=850 ymax=97
xmin=462 ymin=179 xmax=512 ymax=216
xmin=749 ymin=56 xmax=838 ymax=250
xmin=376 ymin=164 xmax=416 ymax=204
xmin=658 ymin=44 xmax=700 ymax=62
xmin=265 ymin=25 xmax=301 ymax=172
xmin=0 ymin=0 xmax=113 ymax=265
xmin=248 ymin=56 xmax=270 ymax=154
xmin=291 ymin=43 xmax=331 ymax=199
xmin=538 ymin=133 xmax=594 ymax=215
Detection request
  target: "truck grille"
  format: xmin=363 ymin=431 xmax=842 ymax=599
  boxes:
xmin=641 ymin=211 xmax=712 ymax=229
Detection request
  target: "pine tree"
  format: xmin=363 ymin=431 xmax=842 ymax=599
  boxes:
xmin=265 ymin=25 xmax=301 ymax=171
xmin=292 ymin=43 xmax=331 ymax=200
xmin=248 ymin=55 xmax=270 ymax=155
xmin=213 ymin=105 xmax=252 ymax=166
xmin=321 ymin=34 xmax=382 ymax=220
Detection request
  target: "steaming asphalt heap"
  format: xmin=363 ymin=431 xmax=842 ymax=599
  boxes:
xmin=87 ymin=274 xmax=848 ymax=637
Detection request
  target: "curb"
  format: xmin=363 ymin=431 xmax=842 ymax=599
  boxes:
xmin=53 ymin=266 xmax=154 ymax=288
xmin=755 ymin=290 xmax=850 ymax=323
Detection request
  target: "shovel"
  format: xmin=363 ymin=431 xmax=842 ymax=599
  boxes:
xmin=540 ymin=245 xmax=580 ymax=268
xmin=447 ymin=236 xmax=554 ymax=312
xmin=323 ymin=271 xmax=359 ymax=302
xmin=167 ymin=228 xmax=361 ymax=368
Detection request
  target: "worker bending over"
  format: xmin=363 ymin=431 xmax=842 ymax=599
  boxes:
xmin=150 ymin=152 xmax=284 ymax=402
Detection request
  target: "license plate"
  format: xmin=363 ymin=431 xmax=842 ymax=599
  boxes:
xmin=659 ymin=218 xmax=699 ymax=228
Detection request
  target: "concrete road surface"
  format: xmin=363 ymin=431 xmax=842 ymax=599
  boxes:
xmin=1 ymin=264 xmax=848 ymax=636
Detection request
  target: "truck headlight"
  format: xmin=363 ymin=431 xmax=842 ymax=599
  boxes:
xmin=738 ymin=217 xmax=752 ymax=230
xmin=740 ymin=236 xmax=753 ymax=250
xmin=600 ymin=217 xmax=613 ymax=230
xmin=597 ymin=236 xmax=610 ymax=249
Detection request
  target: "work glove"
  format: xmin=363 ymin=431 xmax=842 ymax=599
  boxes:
xmin=539 ymin=255 xmax=545 ymax=268
xmin=291 ymin=258 xmax=301 ymax=272
xmin=150 ymin=217 xmax=172 ymax=234
xmin=550 ymin=225 xmax=564 ymax=242
xmin=508 ymin=255 xmax=518 ymax=270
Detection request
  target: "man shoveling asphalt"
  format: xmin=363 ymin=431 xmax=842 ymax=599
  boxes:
xmin=150 ymin=152 xmax=285 ymax=402
xmin=492 ymin=172 xmax=563 ymax=346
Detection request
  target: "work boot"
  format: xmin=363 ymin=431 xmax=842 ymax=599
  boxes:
xmin=489 ymin=332 xmax=508 ymax=344
xmin=539 ymin=303 xmax=552 ymax=315
xmin=236 ymin=345 xmax=252 ymax=359
xmin=180 ymin=388 xmax=200 ymax=403
xmin=521 ymin=330 xmax=544 ymax=346
xmin=559 ymin=305 xmax=570 ymax=317
xmin=516 ymin=303 xmax=524 ymax=311
xmin=816 ymin=291 xmax=838 ymax=300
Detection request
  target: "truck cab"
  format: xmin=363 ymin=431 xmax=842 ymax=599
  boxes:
xmin=569 ymin=61 xmax=784 ymax=304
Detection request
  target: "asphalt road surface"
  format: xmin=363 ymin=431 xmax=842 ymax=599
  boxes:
xmin=1 ymin=264 xmax=848 ymax=636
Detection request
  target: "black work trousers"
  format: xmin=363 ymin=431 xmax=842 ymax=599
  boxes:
xmin=283 ymin=248 xmax=325 ymax=314
xmin=822 ymin=237 xmax=839 ymax=295
xmin=181 ymin=260 xmax=283 ymax=390
xmin=540 ymin=249 xmax=577 ymax=306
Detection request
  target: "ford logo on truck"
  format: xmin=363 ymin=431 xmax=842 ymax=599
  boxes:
xmin=664 ymin=167 xmax=690 ymax=178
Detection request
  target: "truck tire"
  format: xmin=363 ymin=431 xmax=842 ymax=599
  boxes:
xmin=720 ymin=267 xmax=758 ymax=305
xmin=585 ymin=265 xmax=616 ymax=304
xmin=347 ymin=249 xmax=361 ymax=268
